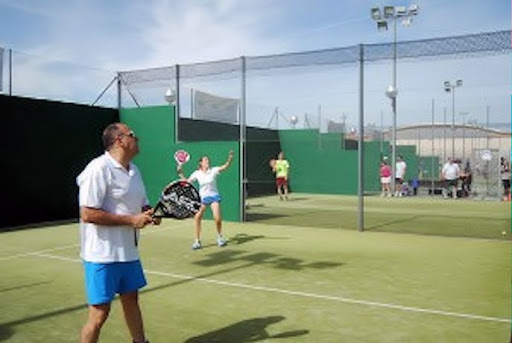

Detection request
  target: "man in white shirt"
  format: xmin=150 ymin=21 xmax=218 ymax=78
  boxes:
xmin=442 ymin=157 xmax=460 ymax=199
xmin=395 ymin=155 xmax=407 ymax=197
xmin=77 ymin=123 xmax=159 ymax=343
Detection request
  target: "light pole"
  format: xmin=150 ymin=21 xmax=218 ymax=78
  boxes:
xmin=443 ymin=79 xmax=463 ymax=159
xmin=371 ymin=4 xmax=419 ymax=195
xmin=443 ymin=106 xmax=447 ymax=162
xmin=468 ymin=119 xmax=477 ymax=157
xmin=459 ymin=111 xmax=469 ymax=162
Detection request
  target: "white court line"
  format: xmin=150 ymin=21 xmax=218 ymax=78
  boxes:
xmin=0 ymin=244 xmax=80 ymax=261
xmin=26 ymin=252 xmax=512 ymax=325
xmin=0 ymin=223 xmax=188 ymax=262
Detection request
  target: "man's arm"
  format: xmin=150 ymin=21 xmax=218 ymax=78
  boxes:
xmin=80 ymin=207 xmax=153 ymax=229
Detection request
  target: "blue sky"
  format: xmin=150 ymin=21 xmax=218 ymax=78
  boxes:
xmin=0 ymin=0 xmax=509 ymax=69
xmin=0 ymin=0 xmax=510 ymax=128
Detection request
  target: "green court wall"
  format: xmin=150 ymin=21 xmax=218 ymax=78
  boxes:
xmin=418 ymin=156 xmax=441 ymax=180
xmin=396 ymin=145 xmax=419 ymax=181
xmin=277 ymin=130 xmax=382 ymax=194
xmin=120 ymin=106 xmax=241 ymax=222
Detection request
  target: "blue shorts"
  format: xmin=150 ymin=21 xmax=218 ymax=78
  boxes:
xmin=83 ymin=260 xmax=147 ymax=305
xmin=202 ymin=194 xmax=222 ymax=205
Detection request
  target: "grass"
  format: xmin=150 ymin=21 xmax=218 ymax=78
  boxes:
xmin=0 ymin=195 xmax=510 ymax=342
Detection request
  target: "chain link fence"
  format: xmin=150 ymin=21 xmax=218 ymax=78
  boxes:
xmin=1 ymin=30 xmax=510 ymax=235
xmin=0 ymin=48 xmax=117 ymax=107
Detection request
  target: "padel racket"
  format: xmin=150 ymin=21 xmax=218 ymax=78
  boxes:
xmin=269 ymin=158 xmax=276 ymax=171
xmin=153 ymin=180 xmax=201 ymax=219
xmin=174 ymin=149 xmax=190 ymax=166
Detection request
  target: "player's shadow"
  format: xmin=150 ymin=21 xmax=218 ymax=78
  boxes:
xmin=193 ymin=250 xmax=343 ymax=271
xmin=228 ymin=233 xmax=289 ymax=246
xmin=229 ymin=233 xmax=266 ymax=245
xmin=0 ymin=325 xmax=14 ymax=341
xmin=183 ymin=315 xmax=309 ymax=343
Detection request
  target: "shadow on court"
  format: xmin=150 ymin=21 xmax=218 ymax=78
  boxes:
xmin=228 ymin=233 xmax=289 ymax=246
xmin=0 ymin=249 xmax=340 ymax=337
xmin=0 ymin=281 xmax=52 ymax=294
xmin=246 ymin=212 xmax=290 ymax=221
xmin=193 ymin=249 xmax=343 ymax=271
xmin=184 ymin=315 xmax=309 ymax=343
xmin=364 ymin=215 xmax=424 ymax=231
xmin=0 ymin=325 xmax=13 ymax=341
xmin=138 ymin=249 xmax=343 ymax=300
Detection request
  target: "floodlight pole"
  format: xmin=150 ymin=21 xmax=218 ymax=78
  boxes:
xmin=444 ymin=80 xmax=462 ymax=159
xmin=443 ymin=107 xmax=447 ymax=163
xmin=391 ymin=17 xmax=397 ymax=196
xmin=451 ymin=85 xmax=455 ymax=159
xmin=371 ymin=4 xmax=418 ymax=197
xmin=459 ymin=111 xmax=469 ymax=162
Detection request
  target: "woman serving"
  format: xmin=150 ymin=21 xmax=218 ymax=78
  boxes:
xmin=178 ymin=150 xmax=233 ymax=250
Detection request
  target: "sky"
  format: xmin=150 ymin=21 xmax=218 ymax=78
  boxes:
xmin=0 ymin=0 xmax=510 ymax=128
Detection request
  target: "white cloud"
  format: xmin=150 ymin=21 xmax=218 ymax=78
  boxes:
xmin=138 ymin=0 xmax=286 ymax=67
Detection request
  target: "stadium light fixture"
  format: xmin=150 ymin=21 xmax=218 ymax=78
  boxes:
xmin=371 ymin=3 xmax=419 ymax=197
xmin=384 ymin=6 xmax=395 ymax=18
xmin=409 ymin=4 xmax=419 ymax=15
xmin=289 ymin=115 xmax=299 ymax=129
xmin=164 ymin=88 xmax=176 ymax=104
xmin=377 ymin=20 xmax=388 ymax=31
xmin=385 ymin=85 xmax=398 ymax=99
xmin=396 ymin=6 xmax=407 ymax=15
xmin=371 ymin=7 xmax=381 ymax=20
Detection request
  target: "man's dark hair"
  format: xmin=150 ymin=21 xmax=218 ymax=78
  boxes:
xmin=102 ymin=123 xmax=122 ymax=150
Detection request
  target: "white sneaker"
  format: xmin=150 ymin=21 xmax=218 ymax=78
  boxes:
xmin=217 ymin=237 xmax=227 ymax=247
xmin=192 ymin=241 xmax=202 ymax=250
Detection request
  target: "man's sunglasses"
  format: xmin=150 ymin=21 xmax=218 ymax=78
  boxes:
xmin=119 ymin=130 xmax=137 ymax=139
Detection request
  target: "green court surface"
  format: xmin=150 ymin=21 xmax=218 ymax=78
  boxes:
xmin=248 ymin=194 xmax=512 ymax=240
xmin=0 ymin=195 xmax=510 ymax=342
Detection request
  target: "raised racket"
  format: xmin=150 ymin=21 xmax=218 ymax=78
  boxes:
xmin=174 ymin=149 xmax=190 ymax=167
xmin=269 ymin=158 xmax=276 ymax=172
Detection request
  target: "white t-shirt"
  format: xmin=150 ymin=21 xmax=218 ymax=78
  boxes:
xmin=189 ymin=167 xmax=220 ymax=199
xmin=76 ymin=152 xmax=149 ymax=263
xmin=442 ymin=162 xmax=460 ymax=180
xmin=395 ymin=161 xmax=407 ymax=178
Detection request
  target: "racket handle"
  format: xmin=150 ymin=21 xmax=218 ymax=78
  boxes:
xmin=152 ymin=202 xmax=163 ymax=218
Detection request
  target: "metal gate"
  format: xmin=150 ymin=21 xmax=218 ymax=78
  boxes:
xmin=471 ymin=148 xmax=501 ymax=200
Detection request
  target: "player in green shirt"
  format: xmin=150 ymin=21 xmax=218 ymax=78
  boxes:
xmin=272 ymin=151 xmax=290 ymax=200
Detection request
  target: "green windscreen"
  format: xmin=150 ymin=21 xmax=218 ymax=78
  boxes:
xmin=276 ymin=130 xmax=383 ymax=195
xmin=120 ymin=105 xmax=241 ymax=221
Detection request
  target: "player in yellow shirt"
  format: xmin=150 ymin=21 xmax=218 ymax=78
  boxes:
xmin=272 ymin=151 xmax=290 ymax=200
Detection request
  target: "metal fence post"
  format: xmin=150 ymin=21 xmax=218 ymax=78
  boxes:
xmin=358 ymin=44 xmax=365 ymax=232
xmin=240 ymin=56 xmax=247 ymax=222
